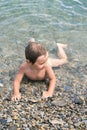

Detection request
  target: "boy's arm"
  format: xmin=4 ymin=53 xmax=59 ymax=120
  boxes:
xmin=42 ymin=65 xmax=56 ymax=99
xmin=11 ymin=65 xmax=24 ymax=101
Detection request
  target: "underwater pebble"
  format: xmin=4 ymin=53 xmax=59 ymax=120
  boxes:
xmin=0 ymin=83 xmax=4 ymax=87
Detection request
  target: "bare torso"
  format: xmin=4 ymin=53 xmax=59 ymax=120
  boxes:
xmin=22 ymin=62 xmax=46 ymax=80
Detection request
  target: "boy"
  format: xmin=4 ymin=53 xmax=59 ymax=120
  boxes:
xmin=11 ymin=39 xmax=67 ymax=101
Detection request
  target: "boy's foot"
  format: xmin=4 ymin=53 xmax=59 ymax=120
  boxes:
xmin=29 ymin=38 xmax=35 ymax=42
xmin=57 ymin=43 xmax=67 ymax=48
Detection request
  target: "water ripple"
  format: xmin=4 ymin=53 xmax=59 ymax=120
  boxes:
xmin=0 ymin=0 xmax=87 ymax=46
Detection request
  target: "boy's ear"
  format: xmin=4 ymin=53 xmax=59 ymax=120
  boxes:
xmin=26 ymin=59 xmax=30 ymax=63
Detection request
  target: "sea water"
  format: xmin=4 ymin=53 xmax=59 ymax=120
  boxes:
xmin=0 ymin=0 xmax=87 ymax=67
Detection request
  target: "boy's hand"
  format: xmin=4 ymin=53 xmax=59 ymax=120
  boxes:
xmin=11 ymin=93 xmax=21 ymax=101
xmin=42 ymin=91 xmax=52 ymax=99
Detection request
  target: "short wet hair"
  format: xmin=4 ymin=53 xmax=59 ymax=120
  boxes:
xmin=25 ymin=42 xmax=46 ymax=64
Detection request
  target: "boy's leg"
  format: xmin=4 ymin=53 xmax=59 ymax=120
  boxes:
xmin=47 ymin=43 xmax=68 ymax=67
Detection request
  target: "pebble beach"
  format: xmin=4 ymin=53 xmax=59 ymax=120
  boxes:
xmin=0 ymin=46 xmax=87 ymax=130
xmin=0 ymin=0 xmax=87 ymax=129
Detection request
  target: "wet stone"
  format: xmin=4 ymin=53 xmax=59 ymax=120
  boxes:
xmin=52 ymin=99 xmax=67 ymax=107
xmin=25 ymin=128 xmax=30 ymax=130
xmin=64 ymin=85 xmax=72 ymax=92
xmin=7 ymin=117 xmax=13 ymax=123
xmin=73 ymin=96 xmax=83 ymax=105
xmin=82 ymin=120 xmax=87 ymax=128
xmin=0 ymin=83 xmax=4 ymax=87
xmin=49 ymin=119 xmax=65 ymax=126
xmin=0 ymin=118 xmax=7 ymax=125
xmin=7 ymin=125 xmax=17 ymax=130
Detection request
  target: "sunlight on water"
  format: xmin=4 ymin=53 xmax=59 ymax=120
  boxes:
xmin=0 ymin=0 xmax=87 ymax=63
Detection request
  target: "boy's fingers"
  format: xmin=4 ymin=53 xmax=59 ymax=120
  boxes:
xmin=11 ymin=95 xmax=21 ymax=101
xmin=41 ymin=96 xmax=47 ymax=100
xmin=11 ymin=96 xmax=15 ymax=101
xmin=41 ymin=95 xmax=45 ymax=99
xmin=42 ymin=91 xmax=52 ymax=99
xmin=42 ymin=91 xmax=48 ymax=99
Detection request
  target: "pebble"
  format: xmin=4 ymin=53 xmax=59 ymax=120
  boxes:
xmin=73 ymin=96 xmax=83 ymax=105
xmin=25 ymin=128 xmax=30 ymax=130
xmin=7 ymin=117 xmax=12 ymax=123
xmin=82 ymin=120 xmax=87 ymax=127
xmin=64 ymin=85 xmax=72 ymax=92
xmin=0 ymin=83 xmax=4 ymax=87
xmin=52 ymin=99 xmax=67 ymax=107
xmin=7 ymin=125 xmax=17 ymax=130
xmin=49 ymin=119 xmax=65 ymax=126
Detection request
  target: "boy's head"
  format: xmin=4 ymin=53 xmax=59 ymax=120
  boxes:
xmin=25 ymin=41 xmax=47 ymax=64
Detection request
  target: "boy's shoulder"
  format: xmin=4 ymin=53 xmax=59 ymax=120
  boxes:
xmin=45 ymin=63 xmax=52 ymax=70
xmin=19 ymin=62 xmax=27 ymax=71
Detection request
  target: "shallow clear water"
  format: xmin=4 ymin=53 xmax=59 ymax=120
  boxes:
xmin=0 ymin=0 xmax=87 ymax=66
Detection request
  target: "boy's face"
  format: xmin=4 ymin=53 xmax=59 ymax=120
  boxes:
xmin=33 ymin=52 xmax=48 ymax=69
